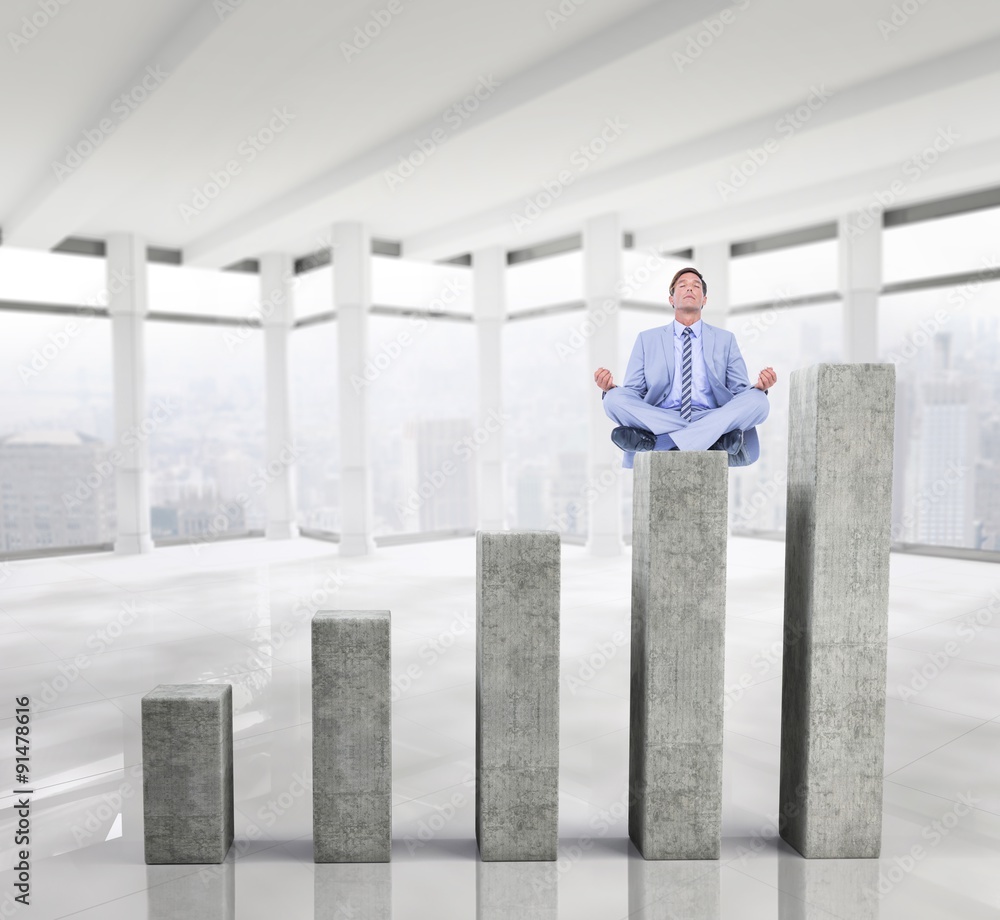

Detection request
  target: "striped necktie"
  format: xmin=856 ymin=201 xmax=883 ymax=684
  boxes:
xmin=680 ymin=327 xmax=693 ymax=421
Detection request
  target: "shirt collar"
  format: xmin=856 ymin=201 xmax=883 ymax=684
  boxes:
xmin=673 ymin=318 xmax=702 ymax=338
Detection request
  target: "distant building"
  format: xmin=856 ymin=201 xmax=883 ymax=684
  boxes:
xmin=0 ymin=429 xmax=115 ymax=552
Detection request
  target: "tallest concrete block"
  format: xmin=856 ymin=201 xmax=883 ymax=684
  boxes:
xmin=629 ymin=450 xmax=728 ymax=859
xmin=780 ymin=363 xmax=895 ymax=858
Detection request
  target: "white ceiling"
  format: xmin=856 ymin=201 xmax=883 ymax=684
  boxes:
xmin=2 ymin=0 xmax=999 ymax=268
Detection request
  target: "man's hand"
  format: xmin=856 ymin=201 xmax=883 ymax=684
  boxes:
xmin=754 ymin=366 xmax=777 ymax=390
xmin=594 ymin=367 xmax=616 ymax=391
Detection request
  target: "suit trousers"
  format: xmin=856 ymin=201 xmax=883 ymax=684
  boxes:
xmin=602 ymin=386 xmax=770 ymax=469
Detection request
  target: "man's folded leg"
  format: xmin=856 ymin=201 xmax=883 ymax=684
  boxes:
xmin=602 ymin=386 xmax=689 ymax=437
xmin=670 ymin=388 xmax=770 ymax=451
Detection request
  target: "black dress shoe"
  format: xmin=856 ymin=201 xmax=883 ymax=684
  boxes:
xmin=712 ymin=430 xmax=751 ymax=467
xmin=611 ymin=426 xmax=656 ymax=452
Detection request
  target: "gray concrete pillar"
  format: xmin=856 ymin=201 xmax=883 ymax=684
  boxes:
xmin=476 ymin=531 xmax=560 ymax=861
xmin=779 ymin=363 xmax=895 ymax=858
xmin=141 ymin=684 xmax=233 ymax=864
xmin=312 ymin=611 xmax=391 ymax=862
xmin=629 ymin=451 xmax=728 ymax=859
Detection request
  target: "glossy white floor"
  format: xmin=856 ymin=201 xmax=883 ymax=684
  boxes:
xmin=0 ymin=534 xmax=997 ymax=920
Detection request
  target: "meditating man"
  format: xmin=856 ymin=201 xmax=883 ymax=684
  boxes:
xmin=594 ymin=266 xmax=776 ymax=468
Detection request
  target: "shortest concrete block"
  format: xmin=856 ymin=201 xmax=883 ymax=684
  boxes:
xmin=141 ymin=683 xmax=234 ymax=864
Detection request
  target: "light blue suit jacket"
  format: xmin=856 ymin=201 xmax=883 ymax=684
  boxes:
xmin=618 ymin=320 xmax=761 ymax=462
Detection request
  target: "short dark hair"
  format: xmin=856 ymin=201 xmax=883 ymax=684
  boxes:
xmin=669 ymin=266 xmax=707 ymax=296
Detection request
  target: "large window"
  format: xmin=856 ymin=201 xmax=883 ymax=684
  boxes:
xmin=504 ymin=312 xmax=589 ymax=536
xmin=145 ymin=322 xmax=265 ymax=541
xmin=729 ymin=238 xmax=838 ymax=305
xmin=367 ymin=316 xmax=477 ymax=536
xmin=883 ymin=205 xmax=1000 ymax=284
xmin=879 ymin=282 xmax=1000 ymax=551
xmin=0 ymin=310 xmax=114 ymax=552
xmin=291 ymin=321 xmax=339 ymax=532
xmin=727 ymin=302 xmax=844 ymax=534
xmin=148 ymin=263 xmax=259 ymax=319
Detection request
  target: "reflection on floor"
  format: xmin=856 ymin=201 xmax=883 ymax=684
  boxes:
xmin=0 ymin=535 xmax=997 ymax=919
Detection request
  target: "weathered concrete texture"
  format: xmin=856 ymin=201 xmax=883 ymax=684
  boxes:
xmin=477 ymin=861 xmax=558 ymax=919
xmin=141 ymin=683 xmax=233 ymax=864
xmin=629 ymin=450 xmax=728 ymax=860
xmin=476 ymin=531 xmax=560 ymax=861
xmin=312 ymin=611 xmax=392 ymax=862
xmin=780 ymin=363 xmax=895 ymax=859
xmin=315 ymin=863 xmax=390 ymax=919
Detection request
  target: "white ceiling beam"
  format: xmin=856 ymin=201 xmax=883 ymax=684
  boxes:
xmin=2 ymin=1 xmax=236 ymax=251
xmin=632 ymin=135 xmax=1000 ymax=253
xmin=181 ymin=0 xmax=739 ymax=267
xmin=402 ymin=34 xmax=1000 ymax=260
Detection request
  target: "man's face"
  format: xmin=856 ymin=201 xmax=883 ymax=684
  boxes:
xmin=669 ymin=272 xmax=707 ymax=312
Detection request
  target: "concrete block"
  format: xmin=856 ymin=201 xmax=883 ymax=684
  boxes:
xmin=141 ymin=683 xmax=233 ymax=864
xmin=780 ymin=363 xmax=895 ymax=858
xmin=629 ymin=450 xmax=728 ymax=859
xmin=313 ymin=611 xmax=392 ymax=862
xmin=476 ymin=531 xmax=560 ymax=861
